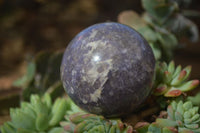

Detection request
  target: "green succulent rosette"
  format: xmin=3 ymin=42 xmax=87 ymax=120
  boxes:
xmin=156 ymin=100 xmax=200 ymax=132
xmin=0 ymin=93 xmax=72 ymax=133
xmin=61 ymin=113 xmax=133 ymax=133
xmin=153 ymin=61 xmax=199 ymax=97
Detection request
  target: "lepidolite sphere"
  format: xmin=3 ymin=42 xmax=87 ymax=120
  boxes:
xmin=61 ymin=22 xmax=155 ymax=117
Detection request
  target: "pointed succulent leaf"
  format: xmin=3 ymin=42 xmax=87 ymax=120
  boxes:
xmin=171 ymin=101 xmax=177 ymax=111
xmin=35 ymin=113 xmax=49 ymax=131
xmin=176 ymin=101 xmax=184 ymax=115
xmin=154 ymin=84 xmax=168 ymax=95
xmin=167 ymin=105 xmax=175 ymax=120
xmin=30 ymin=95 xmax=40 ymax=106
xmin=163 ymin=71 xmax=173 ymax=84
xmin=183 ymin=101 xmax=193 ymax=111
xmin=20 ymin=102 xmax=36 ymax=118
xmin=74 ymin=121 xmax=89 ymax=133
xmin=164 ymin=88 xmax=182 ymax=97
xmin=191 ymin=107 xmax=199 ymax=115
xmin=156 ymin=118 xmax=177 ymax=127
xmin=42 ymin=93 xmax=52 ymax=110
xmin=49 ymin=98 xmax=70 ymax=126
xmin=172 ymin=65 xmax=182 ymax=79
xmin=185 ymin=123 xmax=199 ymax=129
xmin=83 ymin=121 xmax=99 ymax=131
xmin=184 ymin=118 xmax=192 ymax=124
xmin=171 ymin=70 xmax=187 ymax=86
xmin=175 ymin=111 xmax=183 ymax=122
xmin=183 ymin=111 xmax=192 ymax=119
xmin=34 ymin=98 xmax=49 ymax=115
xmin=168 ymin=61 xmax=175 ymax=74
xmin=47 ymin=127 xmax=64 ymax=133
xmin=177 ymin=80 xmax=199 ymax=92
xmin=182 ymin=66 xmax=192 ymax=82
xmin=191 ymin=114 xmax=200 ymax=122
xmin=61 ymin=121 xmax=75 ymax=133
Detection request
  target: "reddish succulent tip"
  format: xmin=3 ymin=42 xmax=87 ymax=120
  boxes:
xmin=191 ymin=80 xmax=199 ymax=86
xmin=117 ymin=121 xmax=124 ymax=130
xmin=127 ymin=126 xmax=133 ymax=133
xmin=69 ymin=113 xmax=80 ymax=121
xmin=178 ymin=70 xmax=187 ymax=80
xmin=167 ymin=127 xmax=178 ymax=133
xmin=164 ymin=71 xmax=170 ymax=75
xmin=81 ymin=114 xmax=95 ymax=119
xmin=134 ymin=122 xmax=149 ymax=128
xmin=63 ymin=125 xmax=72 ymax=131
xmin=154 ymin=86 xmax=167 ymax=93
xmin=165 ymin=90 xmax=182 ymax=97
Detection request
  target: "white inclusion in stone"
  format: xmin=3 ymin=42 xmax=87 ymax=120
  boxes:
xmin=70 ymin=87 xmax=74 ymax=94
xmin=122 ymin=49 xmax=127 ymax=54
xmin=82 ymin=99 xmax=88 ymax=104
xmin=93 ymin=55 xmax=101 ymax=62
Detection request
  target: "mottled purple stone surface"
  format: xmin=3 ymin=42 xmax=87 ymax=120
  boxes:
xmin=61 ymin=22 xmax=155 ymax=117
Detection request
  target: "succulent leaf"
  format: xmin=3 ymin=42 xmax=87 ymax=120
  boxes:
xmin=48 ymin=127 xmax=64 ymax=133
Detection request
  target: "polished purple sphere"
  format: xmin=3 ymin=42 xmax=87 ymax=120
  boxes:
xmin=61 ymin=22 xmax=155 ymax=117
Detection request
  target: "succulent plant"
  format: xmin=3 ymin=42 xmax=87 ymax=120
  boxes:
xmin=135 ymin=122 xmax=177 ymax=133
xmin=153 ymin=61 xmax=199 ymax=97
xmin=61 ymin=113 xmax=133 ymax=133
xmin=0 ymin=93 xmax=72 ymax=133
xmin=118 ymin=0 xmax=199 ymax=61
xmin=13 ymin=51 xmax=64 ymax=101
xmin=61 ymin=22 xmax=156 ymax=117
xmin=156 ymin=100 xmax=200 ymax=132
